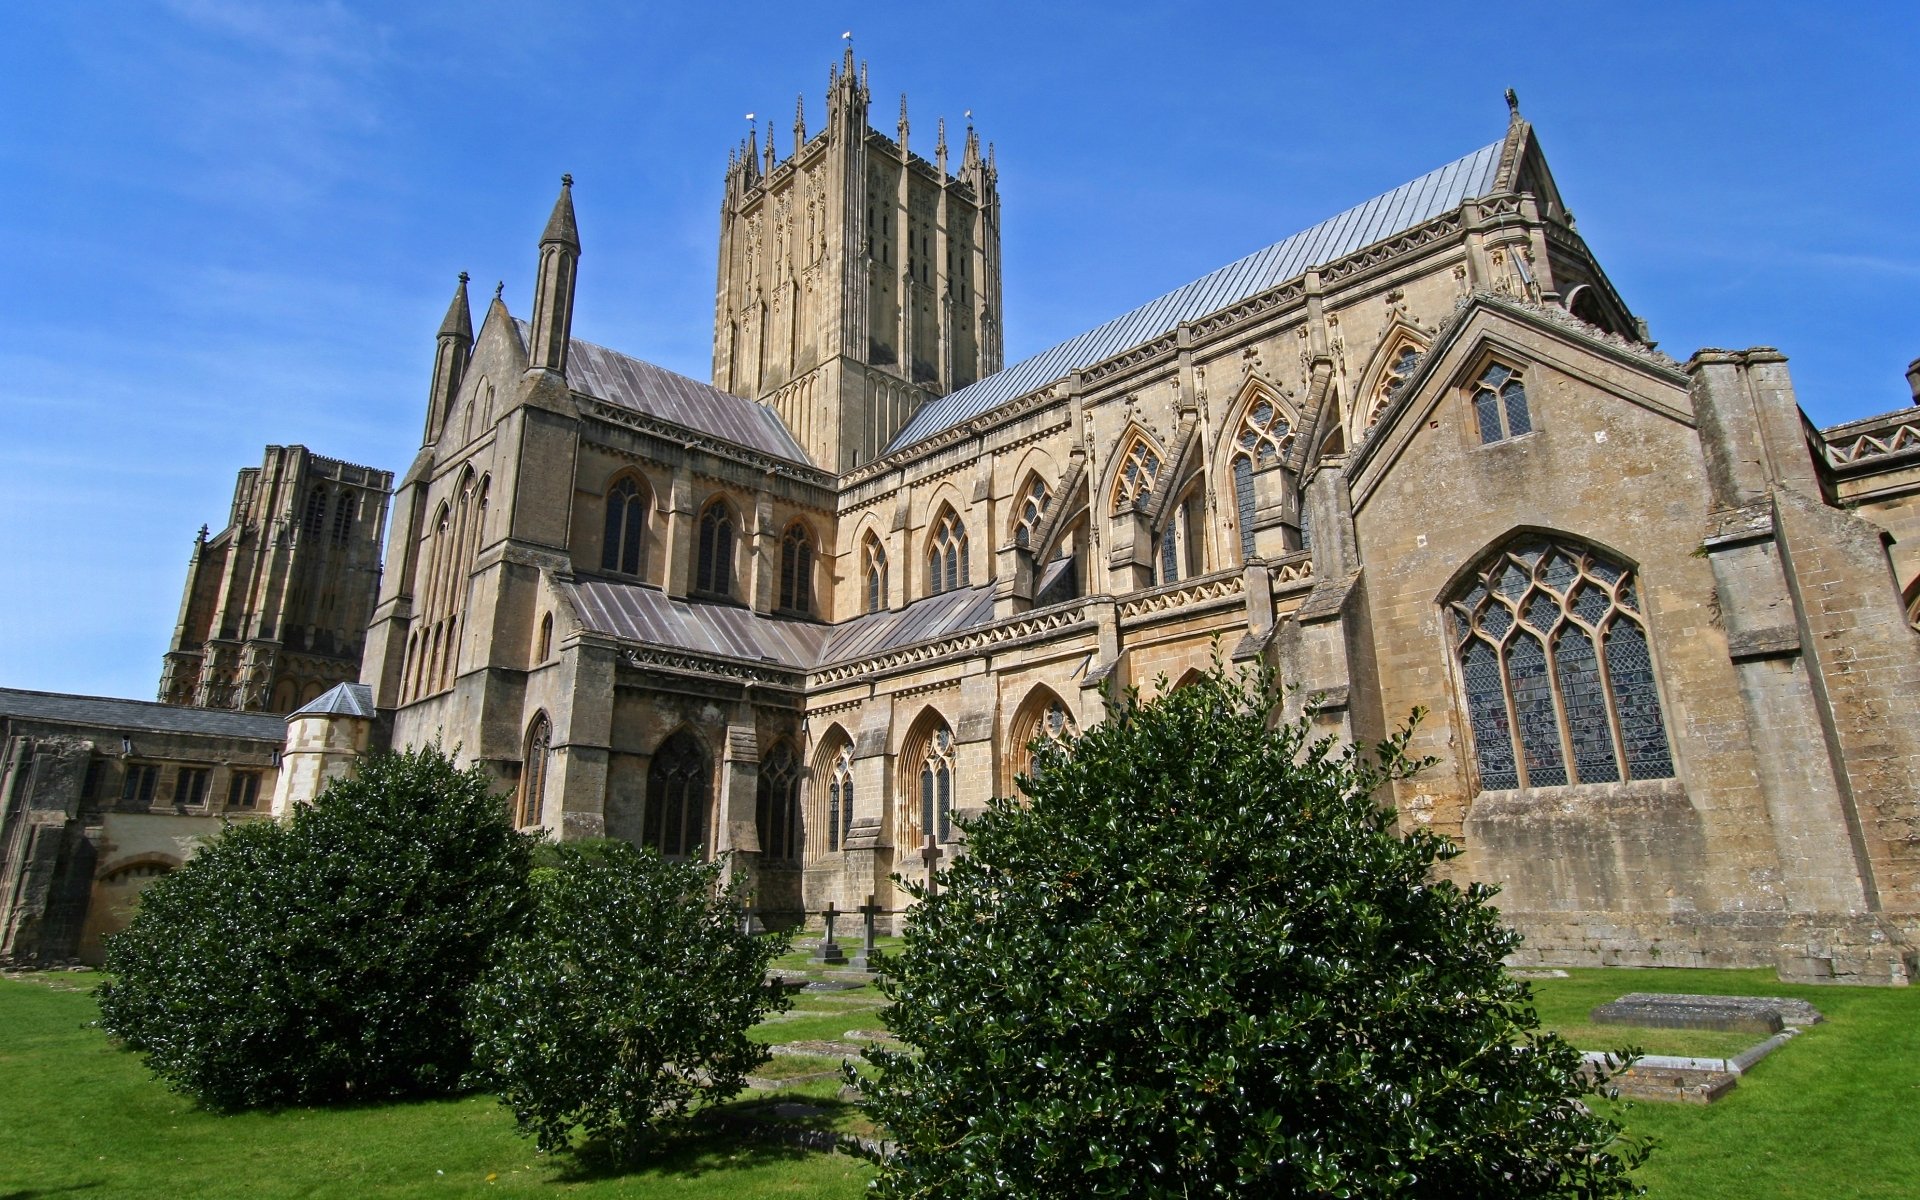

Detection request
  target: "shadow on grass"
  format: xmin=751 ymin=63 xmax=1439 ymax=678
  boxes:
xmin=551 ymin=1117 xmax=836 ymax=1183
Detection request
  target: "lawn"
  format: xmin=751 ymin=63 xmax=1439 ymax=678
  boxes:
xmin=4 ymin=965 xmax=1916 ymax=1198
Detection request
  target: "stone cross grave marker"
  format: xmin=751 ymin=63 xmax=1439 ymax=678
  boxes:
xmin=813 ymin=900 xmax=847 ymax=964
xmin=852 ymin=892 xmax=882 ymax=971
xmin=920 ymin=834 xmax=944 ymax=900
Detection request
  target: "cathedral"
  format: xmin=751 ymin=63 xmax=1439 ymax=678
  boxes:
xmin=11 ymin=51 xmax=1920 ymax=982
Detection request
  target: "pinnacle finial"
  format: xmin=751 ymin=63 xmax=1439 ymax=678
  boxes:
xmin=458 ymin=271 xmax=470 ymax=285
xmin=1505 ymin=88 xmax=1520 ymax=119
xmin=494 ymin=280 xmax=504 ymax=300
xmin=440 ymin=271 xmax=474 ymax=340
xmin=561 ymin=172 xmax=573 ymax=188
xmin=541 ymin=173 xmax=580 ymax=249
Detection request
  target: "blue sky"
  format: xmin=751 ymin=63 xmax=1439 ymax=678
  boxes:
xmin=3 ymin=2 xmax=1916 ymax=700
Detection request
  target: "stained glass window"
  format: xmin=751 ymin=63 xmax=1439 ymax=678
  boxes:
xmin=1472 ymin=362 xmax=1533 ymax=444
xmin=1448 ymin=536 xmax=1675 ymax=790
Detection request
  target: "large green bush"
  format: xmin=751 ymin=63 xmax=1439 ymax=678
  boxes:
xmin=97 ymin=746 xmax=532 ymax=1109
xmin=468 ymin=841 xmax=792 ymax=1161
xmin=858 ymin=667 xmax=1647 ymax=1198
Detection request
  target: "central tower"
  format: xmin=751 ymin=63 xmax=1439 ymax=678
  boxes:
xmin=713 ymin=49 xmax=1003 ymax=472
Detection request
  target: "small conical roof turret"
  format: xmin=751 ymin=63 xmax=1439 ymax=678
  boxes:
xmin=541 ymin=174 xmax=579 ymax=250
xmin=438 ymin=272 xmax=473 ymax=343
xmin=793 ymin=93 xmax=807 ymax=147
xmin=936 ymin=116 xmax=948 ymax=174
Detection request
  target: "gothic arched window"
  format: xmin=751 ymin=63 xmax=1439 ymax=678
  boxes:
xmin=863 ymin=535 xmax=888 ymax=613
xmin=518 ymin=713 xmax=551 ymax=828
xmin=1013 ymin=475 xmax=1051 ymax=549
xmin=825 ymin=743 xmax=855 ymax=852
xmin=330 ymin=493 xmax=356 ymax=547
xmin=601 ymin=477 xmax=647 ymax=575
xmin=1472 ymin=362 xmax=1532 ymax=444
xmin=696 ymin=500 xmax=737 ymax=597
xmin=1113 ymin=438 xmax=1161 ymax=514
xmin=644 ymin=731 xmax=710 ymax=859
xmin=1010 ymin=691 xmax=1077 ymax=795
xmin=1447 ymin=536 xmax=1675 ymax=791
xmin=914 ymin=724 xmax=957 ymax=846
xmin=1230 ymin=396 xmax=1293 ymax=560
xmin=1156 ymin=486 xmax=1204 ymax=585
xmin=303 ymin=487 xmax=328 ymax=539
xmin=927 ymin=508 xmax=969 ymax=596
xmin=756 ymin=741 xmax=800 ymax=863
xmin=1368 ymin=343 xmax=1422 ymax=427
xmin=779 ymin=522 xmax=814 ymax=614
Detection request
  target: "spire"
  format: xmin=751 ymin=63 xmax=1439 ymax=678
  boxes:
xmin=541 ymin=174 xmax=579 ymax=251
xmin=438 ymin=271 xmax=473 ymax=342
xmin=936 ymin=116 xmax=948 ymax=175
xmin=528 ymin=175 xmax=579 ymax=377
xmin=963 ymin=116 xmax=981 ymax=170
xmin=763 ymin=125 xmax=776 ymax=173
xmin=745 ymin=123 xmax=760 ymax=182
xmin=897 ymin=92 xmax=909 ymax=155
xmin=793 ymin=93 xmax=807 ymax=147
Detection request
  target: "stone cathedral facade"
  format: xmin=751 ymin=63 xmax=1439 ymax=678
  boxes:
xmin=291 ymin=54 xmax=1920 ymax=983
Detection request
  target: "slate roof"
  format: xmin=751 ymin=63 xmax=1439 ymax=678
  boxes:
xmin=816 ymin=583 xmax=997 ymax=665
xmin=884 ymin=140 xmax=1506 ymax=454
xmin=514 ymin=320 xmax=812 ymax=466
xmin=564 ymin=579 xmax=829 ymax=671
xmin=292 ymin=682 xmax=375 ymax=719
xmin=0 ymin=688 xmax=288 ymax=741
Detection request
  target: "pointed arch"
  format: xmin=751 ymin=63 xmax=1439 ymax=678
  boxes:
xmin=1009 ymin=468 xmax=1054 ymax=550
xmin=696 ymin=495 xmax=740 ymax=597
xmin=600 ymin=470 xmax=652 ymax=576
xmin=899 ymin=708 xmax=957 ymax=849
xmin=1108 ymin=426 xmax=1165 ymax=516
xmin=861 ymin=529 xmax=890 ymax=613
xmin=925 ymin=503 xmax=969 ymax=596
xmin=517 ymin=711 xmax=551 ymax=828
xmin=809 ymin=723 xmax=857 ymax=858
xmin=1352 ymin=323 xmax=1430 ymax=437
xmin=1006 ymin=685 xmax=1078 ymax=797
xmin=1213 ymin=379 xmax=1299 ymax=563
xmin=778 ymin=519 xmax=816 ymax=614
xmin=756 ymin=738 xmax=801 ymax=863
xmin=644 ymin=728 xmax=712 ymax=859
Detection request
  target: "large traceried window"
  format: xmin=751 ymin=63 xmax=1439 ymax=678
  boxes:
xmin=1366 ymin=343 xmax=1422 ymax=429
xmin=1009 ymin=690 xmax=1077 ymax=795
xmin=863 ymin=535 xmax=888 ymax=613
xmin=1472 ymin=362 xmax=1532 ymax=444
xmin=927 ymin=508 xmax=969 ymax=596
xmin=1447 ymin=536 xmax=1675 ymax=791
xmin=1013 ymin=475 xmax=1051 ymax=548
xmin=696 ymin=500 xmax=737 ymax=597
xmin=601 ymin=477 xmax=647 ymax=575
xmin=824 ymin=742 xmax=855 ymax=853
xmin=1230 ymin=394 xmax=1293 ymax=560
xmin=779 ymin=523 xmax=814 ymax=614
xmin=916 ymin=725 xmax=957 ymax=845
xmin=756 ymin=741 xmax=800 ymax=863
xmin=518 ymin=713 xmax=551 ymax=828
xmin=644 ymin=731 xmax=710 ymax=859
xmin=1112 ymin=438 xmax=1162 ymax=514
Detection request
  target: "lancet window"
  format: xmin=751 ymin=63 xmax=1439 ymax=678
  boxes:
xmin=863 ymin=535 xmax=888 ymax=613
xmin=601 ymin=477 xmax=647 ymax=575
xmin=518 ymin=713 xmax=550 ymax=828
xmin=916 ymin=725 xmax=957 ymax=845
xmin=1447 ymin=536 xmax=1675 ymax=791
xmin=779 ymin=523 xmax=814 ymax=614
xmin=1013 ymin=475 xmax=1051 ymax=549
xmin=927 ymin=508 xmax=969 ymax=596
xmin=696 ymin=500 xmax=737 ymax=597
xmin=1113 ymin=439 xmax=1161 ymax=514
xmin=644 ymin=732 xmax=710 ymax=859
xmin=1011 ymin=693 xmax=1077 ymax=794
xmin=1230 ymin=395 xmax=1293 ymax=559
xmin=824 ymin=742 xmax=855 ymax=853
xmin=1157 ymin=488 xmax=1204 ymax=585
xmin=303 ymin=488 xmax=328 ymax=539
xmin=330 ymin=493 xmax=356 ymax=547
xmin=756 ymin=742 xmax=800 ymax=864
xmin=1473 ymin=362 xmax=1532 ymax=444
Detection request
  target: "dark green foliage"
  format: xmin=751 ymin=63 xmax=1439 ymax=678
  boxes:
xmin=469 ymin=842 xmax=792 ymax=1161
xmin=97 ymin=746 xmax=533 ymax=1110
xmin=858 ymin=666 xmax=1648 ymax=1198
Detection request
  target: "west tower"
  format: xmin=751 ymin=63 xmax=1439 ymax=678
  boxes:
xmin=713 ymin=49 xmax=1003 ymax=472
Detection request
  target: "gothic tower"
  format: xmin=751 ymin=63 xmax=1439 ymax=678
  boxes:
xmin=712 ymin=49 xmax=1003 ymax=472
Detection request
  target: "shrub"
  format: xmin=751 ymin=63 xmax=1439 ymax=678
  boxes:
xmin=97 ymin=746 xmax=532 ymax=1109
xmin=858 ymin=666 xmax=1647 ymax=1198
xmin=468 ymin=841 xmax=792 ymax=1161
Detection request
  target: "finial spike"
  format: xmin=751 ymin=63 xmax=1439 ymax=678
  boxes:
xmin=494 ymin=280 xmax=504 ymax=300
xmin=1505 ymin=88 xmax=1521 ymax=119
xmin=560 ymin=172 xmax=572 ymax=188
xmin=458 ymin=271 xmax=470 ymax=285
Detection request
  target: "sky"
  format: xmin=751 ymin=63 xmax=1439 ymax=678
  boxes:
xmin=3 ymin=1 xmax=1916 ymax=701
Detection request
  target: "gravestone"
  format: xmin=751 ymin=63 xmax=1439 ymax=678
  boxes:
xmin=812 ymin=901 xmax=847 ymax=965
xmin=1590 ymin=992 xmax=1823 ymax=1035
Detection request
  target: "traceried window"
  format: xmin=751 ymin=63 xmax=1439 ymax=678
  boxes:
xmin=927 ymin=509 xmax=969 ymax=596
xmin=518 ymin=713 xmax=550 ymax=828
xmin=825 ymin=743 xmax=855 ymax=853
xmin=917 ymin=725 xmax=957 ymax=845
xmin=1472 ymin=362 xmax=1532 ymax=444
xmin=1368 ymin=343 xmax=1422 ymax=427
xmin=779 ymin=523 xmax=814 ymax=614
xmin=756 ymin=742 xmax=800 ymax=863
xmin=1013 ymin=476 xmax=1051 ymax=549
xmin=863 ymin=535 xmax=889 ymax=613
xmin=696 ymin=501 xmax=737 ymax=597
xmin=1011 ymin=694 xmax=1078 ymax=793
xmin=1230 ymin=396 xmax=1293 ymax=560
xmin=644 ymin=731 xmax=710 ymax=859
xmin=1113 ymin=439 xmax=1161 ymax=514
xmin=330 ymin=493 xmax=356 ymax=547
xmin=1447 ymin=536 xmax=1675 ymax=791
xmin=601 ymin=477 xmax=647 ymax=575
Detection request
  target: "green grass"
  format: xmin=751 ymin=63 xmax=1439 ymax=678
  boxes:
xmin=1528 ymin=968 xmax=1920 ymax=1199
xmin=0 ymin=974 xmax=871 ymax=1199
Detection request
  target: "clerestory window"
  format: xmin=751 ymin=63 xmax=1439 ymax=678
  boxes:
xmin=1013 ymin=476 xmax=1051 ymax=549
xmin=1447 ymin=536 xmax=1675 ymax=791
xmin=927 ymin=509 xmax=969 ymax=596
xmin=863 ymin=536 xmax=888 ymax=613
xmin=779 ymin=523 xmax=814 ymax=614
xmin=696 ymin=501 xmax=737 ymax=597
xmin=601 ymin=478 xmax=647 ymax=575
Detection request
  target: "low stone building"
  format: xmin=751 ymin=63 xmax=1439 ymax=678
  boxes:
xmin=248 ymin=57 xmax=1920 ymax=983
xmin=0 ymin=688 xmax=284 ymax=964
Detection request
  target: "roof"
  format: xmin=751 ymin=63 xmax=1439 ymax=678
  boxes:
xmin=0 ymin=688 xmax=289 ymax=741
xmin=564 ymin=579 xmax=829 ymax=671
xmin=292 ymin=683 xmax=375 ymax=719
xmin=516 ymin=320 xmax=812 ymax=466
xmin=885 ymin=139 xmax=1506 ymax=453
xmin=816 ymin=583 xmax=997 ymax=665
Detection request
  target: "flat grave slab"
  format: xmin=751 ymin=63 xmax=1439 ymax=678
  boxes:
xmin=1590 ymin=992 xmax=1823 ymax=1035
